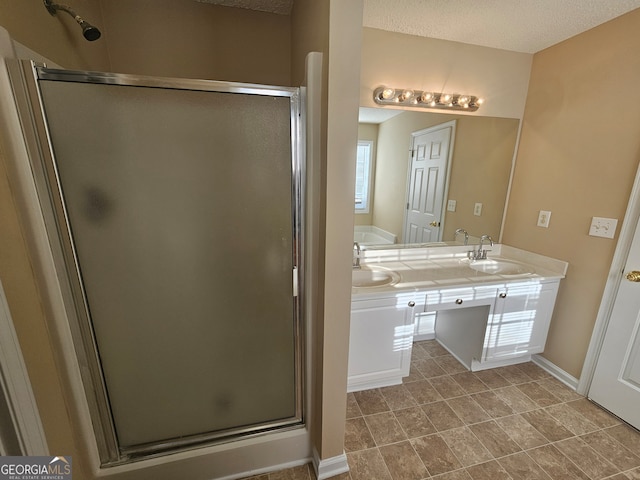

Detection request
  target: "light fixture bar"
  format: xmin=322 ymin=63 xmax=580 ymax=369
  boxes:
xmin=373 ymin=86 xmax=484 ymax=112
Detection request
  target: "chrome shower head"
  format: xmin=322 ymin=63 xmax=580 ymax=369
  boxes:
xmin=44 ymin=0 xmax=102 ymax=41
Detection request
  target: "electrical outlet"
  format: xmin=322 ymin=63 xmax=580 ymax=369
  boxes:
xmin=589 ymin=217 xmax=618 ymax=239
xmin=474 ymin=203 xmax=482 ymax=216
xmin=447 ymin=199 xmax=457 ymax=212
xmin=537 ymin=210 xmax=551 ymax=228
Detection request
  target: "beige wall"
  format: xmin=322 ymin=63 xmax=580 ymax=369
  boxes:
xmin=360 ymin=28 xmax=533 ymax=119
xmin=0 ymin=0 xmax=110 ymax=70
xmin=101 ymin=0 xmax=291 ymax=85
xmin=367 ymin=111 xmax=518 ymax=242
xmin=503 ymin=8 xmax=640 ymax=378
xmin=319 ymin=0 xmax=363 ymax=459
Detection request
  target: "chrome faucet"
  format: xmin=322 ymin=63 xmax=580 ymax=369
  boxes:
xmin=467 ymin=234 xmax=493 ymax=261
xmin=477 ymin=234 xmax=494 ymax=260
xmin=454 ymin=228 xmax=469 ymax=245
xmin=353 ymin=241 xmax=361 ymax=269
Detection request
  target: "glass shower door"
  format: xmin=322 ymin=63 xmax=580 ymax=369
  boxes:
xmin=28 ymin=67 xmax=303 ymax=461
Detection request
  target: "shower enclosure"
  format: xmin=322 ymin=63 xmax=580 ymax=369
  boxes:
xmin=10 ymin=61 xmax=305 ymax=464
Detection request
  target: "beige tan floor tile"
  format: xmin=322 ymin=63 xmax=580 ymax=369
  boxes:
xmin=347 ymin=448 xmax=392 ymax=480
xmin=419 ymin=340 xmax=449 ymax=357
xmin=544 ymin=403 xmax=600 ymax=436
xmin=268 ymin=464 xmax=312 ymax=480
xmin=493 ymin=364 xmax=535 ymax=385
xmin=380 ymin=384 xmax=419 ymax=410
xmin=450 ymin=372 xmax=490 ymax=394
xmin=441 ymin=427 xmax=493 ymax=467
xmin=536 ymin=377 xmax=582 ymax=402
xmin=555 ymin=437 xmax=619 ymax=479
xmin=495 ymin=414 xmax=550 ymax=450
xmin=411 ymin=433 xmax=463 ymax=476
xmin=464 ymin=460 xmax=511 ymax=480
xmin=566 ymin=399 xmax=621 ymax=429
xmin=344 ymin=417 xmax=376 ymax=452
xmin=493 ymin=385 xmax=539 ymax=413
xmin=580 ymin=430 xmax=640 ymax=471
xmin=404 ymin=379 xmax=443 ymax=404
xmin=528 ymin=444 xmax=590 ymax=479
xmin=422 ymin=400 xmax=465 ymax=432
xmin=516 ymin=363 xmax=552 ymax=380
xmin=447 ymin=396 xmax=491 ymax=425
xmin=414 ymin=357 xmax=448 ymax=378
xmin=405 ymin=362 xmax=426 ymax=383
xmin=471 ymin=391 xmax=514 ymax=419
xmin=473 ymin=370 xmax=510 ymax=389
xmin=365 ymin=411 xmax=407 ymax=446
xmin=625 ymin=467 xmax=640 ymax=479
xmin=521 ymin=409 xmax=574 ymax=442
xmin=394 ymin=406 xmax=437 ymax=438
xmin=435 ymin=355 xmax=469 ymax=375
xmin=354 ymin=389 xmax=390 ymax=415
xmin=498 ymin=452 xmax=552 ymax=479
xmin=346 ymin=393 xmax=363 ymax=419
xmin=604 ymin=424 xmax=640 ymax=453
xmin=431 ymin=469 xmax=473 ymax=479
xmin=430 ymin=375 xmax=468 ymax=399
xmin=516 ymin=382 xmax=562 ymax=407
xmin=379 ymin=441 xmax=430 ymax=480
xmin=469 ymin=420 xmax=521 ymax=458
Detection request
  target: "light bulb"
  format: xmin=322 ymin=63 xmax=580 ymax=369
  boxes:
xmin=399 ymin=89 xmax=414 ymax=102
xmin=476 ymin=98 xmax=485 ymax=105
xmin=442 ymin=94 xmax=452 ymax=102
xmin=381 ymin=87 xmax=395 ymax=100
xmin=420 ymin=92 xmax=434 ymax=103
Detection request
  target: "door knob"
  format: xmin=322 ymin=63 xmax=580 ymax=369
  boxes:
xmin=429 ymin=221 xmax=440 ymax=227
xmin=626 ymin=271 xmax=640 ymax=282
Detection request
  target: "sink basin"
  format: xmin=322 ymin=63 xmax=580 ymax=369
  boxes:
xmin=352 ymin=266 xmax=400 ymax=287
xmin=467 ymin=258 xmax=534 ymax=276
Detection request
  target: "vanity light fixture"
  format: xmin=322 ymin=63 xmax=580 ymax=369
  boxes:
xmin=373 ymin=85 xmax=484 ymax=112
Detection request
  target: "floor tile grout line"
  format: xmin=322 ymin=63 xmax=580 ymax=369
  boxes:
xmin=348 ymin=342 xmax=639 ymax=480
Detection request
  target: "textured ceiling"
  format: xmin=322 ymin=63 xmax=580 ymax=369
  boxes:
xmin=194 ymin=0 xmax=640 ymax=53
xmin=363 ymin=0 xmax=640 ymax=53
xmin=193 ymin=0 xmax=293 ymax=15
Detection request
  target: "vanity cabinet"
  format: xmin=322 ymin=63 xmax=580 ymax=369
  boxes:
xmin=347 ymin=292 xmax=416 ymax=392
xmin=418 ymin=280 xmax=561 ymax=371
xmin=485 ymin=281 xmax=559 ymax=361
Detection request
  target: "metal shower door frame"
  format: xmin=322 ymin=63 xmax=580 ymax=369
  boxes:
xmin=9 ymin=60 xmax=306 ymax=465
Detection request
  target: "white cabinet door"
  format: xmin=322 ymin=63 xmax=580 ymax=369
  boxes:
xmin=348 ymin=294 xmax=416 ymax=392
xmin=485 ymin=281 xmax=559 ymax=361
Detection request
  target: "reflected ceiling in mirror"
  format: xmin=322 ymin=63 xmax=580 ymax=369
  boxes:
xmin=356 ymin=107 xmax=519 ymax=247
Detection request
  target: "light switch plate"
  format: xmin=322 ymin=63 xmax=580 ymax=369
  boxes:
xmin=537 ymin=210 xmax=551 ymax=228
xmin=447 ymin=199 xmax=457 ymax=212
xmin=589 ymin=217 xmax=618 ymax=239
xmin=474 ymin=203 xmax=482 ymax=216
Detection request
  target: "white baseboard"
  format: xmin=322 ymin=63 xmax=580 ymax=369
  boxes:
xmin=532 ymin=354 xmax=579 ymax=390
xmin=312 ymin=448 xmax=349 ymax=480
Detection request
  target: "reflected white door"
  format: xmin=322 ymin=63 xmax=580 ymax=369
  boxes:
xmin=589 ymin=217 xmax=640 ymax=430
xmin=403 ymin=122 xmax=454 ymax=244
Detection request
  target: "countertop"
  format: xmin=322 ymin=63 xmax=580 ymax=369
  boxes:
xmin=352 ymin=244 xmax=568 ymax=298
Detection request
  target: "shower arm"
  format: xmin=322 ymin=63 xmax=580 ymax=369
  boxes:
xmin=43 ymin=0 xmax=101 ymax=41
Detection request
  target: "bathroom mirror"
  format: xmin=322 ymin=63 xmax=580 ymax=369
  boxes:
xmin=356 ymin=107 xmax=520 ymax=247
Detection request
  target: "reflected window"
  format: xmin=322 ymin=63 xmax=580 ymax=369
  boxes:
xmin=355 ymin=140 xmax=374 ymax=213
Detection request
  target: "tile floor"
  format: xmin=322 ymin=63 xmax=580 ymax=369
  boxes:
xmin=245 ymin=340 xmax=640 ymax=480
